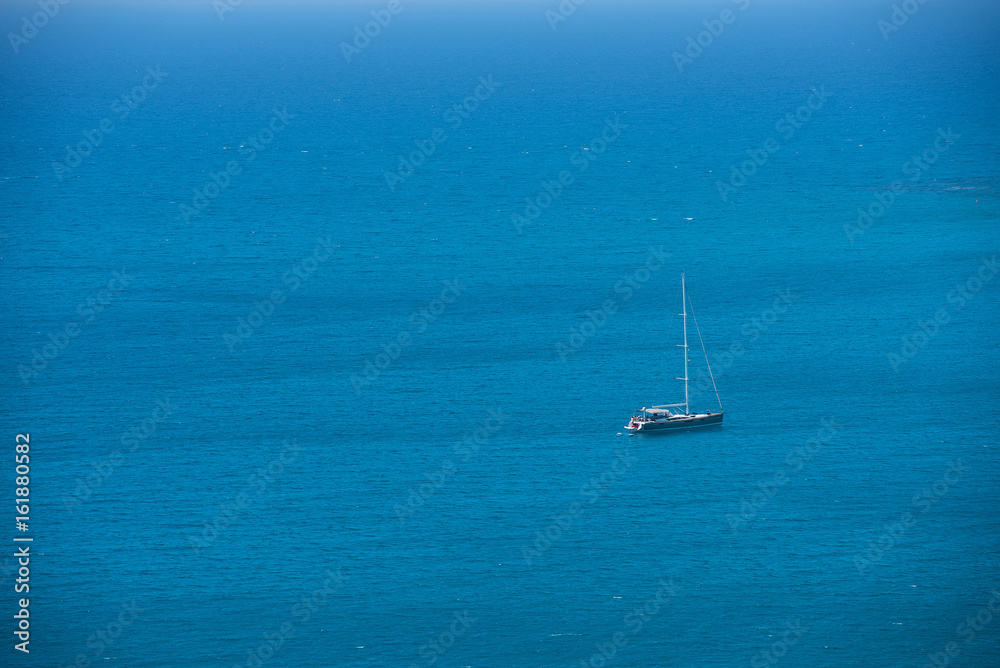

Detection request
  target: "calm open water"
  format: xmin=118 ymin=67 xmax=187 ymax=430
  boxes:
xmin=2 ymin=1 xmax=999 ymax=666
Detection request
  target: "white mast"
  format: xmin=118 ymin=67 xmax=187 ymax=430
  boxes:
xmin=678 ymin=273 xmax=689 ymax=414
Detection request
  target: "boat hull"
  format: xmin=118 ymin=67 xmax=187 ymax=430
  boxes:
xmin=625 ymin=412 xmax=723 ymax=433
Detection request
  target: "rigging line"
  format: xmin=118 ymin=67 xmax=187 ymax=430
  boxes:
xmin=652 ymin=283 xmax=680 ymax=403
xmin=688 ymin=292 xmax=723 ymax=412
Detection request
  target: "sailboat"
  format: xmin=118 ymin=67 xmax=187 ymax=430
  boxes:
xmin=624 ymin=274 xmax=724 ymax=433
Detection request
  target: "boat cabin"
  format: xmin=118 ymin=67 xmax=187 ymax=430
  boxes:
xmin=631 ymin=405 xmax=682 ymax=423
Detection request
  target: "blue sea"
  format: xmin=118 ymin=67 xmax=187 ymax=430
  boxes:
xmin=3 ymin=1 xmax=999 ymax=666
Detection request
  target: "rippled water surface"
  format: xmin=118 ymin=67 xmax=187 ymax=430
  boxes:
xmin=3 ymin=1 xmax=999 ymax=666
